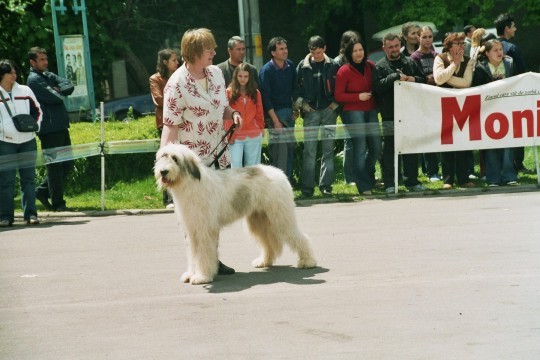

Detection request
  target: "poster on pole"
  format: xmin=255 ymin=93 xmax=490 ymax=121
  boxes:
xmin=61 ymin=35 xmax=90 ymax=112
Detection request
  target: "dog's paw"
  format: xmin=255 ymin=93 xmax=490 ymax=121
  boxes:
xmin=180 ymin=272 xmax=193 ymax=283
xmin=189 ymin=273 xmax=214 ymax=285
xmin=251 ymin=257 xmax=273 ymax=268
xmin=297 ymin=257 xmax=317 ymax=268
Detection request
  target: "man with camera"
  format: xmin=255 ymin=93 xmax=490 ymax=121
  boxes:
xmin=27 ymin=47 xmax=74 ymax=212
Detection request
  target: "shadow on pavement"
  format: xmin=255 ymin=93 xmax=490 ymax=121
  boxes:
xmin=0 ymin=219 xmax=90 ymax=233
xmin=204 ymin=265 xmax=329 ymax=294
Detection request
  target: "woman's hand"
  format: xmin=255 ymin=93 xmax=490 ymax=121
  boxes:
xmin=451 ymin=47 xmax=464 ymax=66
xmin=232 ymin=111 xmax=243 ymax=129
xmin=359 ymin=92 xmax=372 ymax=101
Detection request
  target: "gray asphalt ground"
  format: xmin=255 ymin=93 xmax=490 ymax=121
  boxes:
xmin=1 ymin=190 xmax=540 ymax=359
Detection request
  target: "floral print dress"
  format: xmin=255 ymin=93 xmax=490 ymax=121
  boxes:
xmin=163 ymin=64 xmax=230 ymax=168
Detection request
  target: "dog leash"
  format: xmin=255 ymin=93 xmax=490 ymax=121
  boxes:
xmin=209 ymin=122 xmax=237 ymax=169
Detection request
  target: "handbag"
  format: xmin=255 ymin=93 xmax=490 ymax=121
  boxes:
xmin=0 ymin=91 xmax=39 ymax=132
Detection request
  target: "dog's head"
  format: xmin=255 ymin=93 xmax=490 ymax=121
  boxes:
xmin=154 ymin=144 xmax=201 ymax=189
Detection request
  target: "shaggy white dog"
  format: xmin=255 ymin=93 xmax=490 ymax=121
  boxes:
xmin=154 ymin=144 xmax=317 ymax=285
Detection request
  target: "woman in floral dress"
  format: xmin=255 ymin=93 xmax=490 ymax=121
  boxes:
xmin=160 ymin=28 xmax=242 ymax=169
xmin=160 ymin=28 xmax=243 ymax=275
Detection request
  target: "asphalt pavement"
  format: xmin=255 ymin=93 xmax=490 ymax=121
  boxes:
xmin=1 ymin=190 xmax=540 ymax=359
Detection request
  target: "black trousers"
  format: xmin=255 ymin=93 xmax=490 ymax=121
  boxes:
xmin=441 ymin=150 xmax=471 ymax=185
xmin=513 ymin=147 xmax=526 ymax=170
xmin=422 ymin=152 xmax=439 ymax=177
xmin=36 ymin=129 xmax=74 ymax=209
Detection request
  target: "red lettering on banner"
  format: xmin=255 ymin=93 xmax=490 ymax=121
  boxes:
xmin=440 ymin=95 xmax=482 ymax=144
xmin=441 ymin=96 xmax=540 ymax=143
xmin=485 ymin=112 xmax=509 ymax=139
xmin=512 ymin=109 xmax=535 ymax=138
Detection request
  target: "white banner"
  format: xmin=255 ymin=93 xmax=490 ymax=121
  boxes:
xmin=395 ymin=72 xmax=540 ymax=154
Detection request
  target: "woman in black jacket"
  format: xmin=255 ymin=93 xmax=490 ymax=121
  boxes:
xmin=472 ymin=39 xmax=518 ymax=187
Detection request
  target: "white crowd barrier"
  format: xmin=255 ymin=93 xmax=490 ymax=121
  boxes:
xmin=1 ymin=75 xmax=539 ymax=203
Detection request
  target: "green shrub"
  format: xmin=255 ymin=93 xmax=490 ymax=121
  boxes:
xmin=17 ymin=114 xmax=538 ymax=211
xmin=36 ymin=117 xmax=160 ymax=195
xmin=49 ymin=115 xmax=346 ymax=194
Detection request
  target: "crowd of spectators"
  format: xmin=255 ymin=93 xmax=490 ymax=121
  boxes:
xmin=177 ymin=13 xmax=532 ymax=197
xmin=1 ymin=14 xmax=535 ymax=226
xmin=202 ymin=12 xmax=532 ymax=196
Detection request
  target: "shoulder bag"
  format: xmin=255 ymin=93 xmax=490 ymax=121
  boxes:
xmin=0 ymin=91 xmax=38 ymax=132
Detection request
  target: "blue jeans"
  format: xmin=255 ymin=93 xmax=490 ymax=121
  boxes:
xmin=485 ymin=148 xmax=517 ymax=185
xmin=268 ymin=107 xmax=295 ymax=181
xmin=301 ymin=107 xmax=337 ymax=194
xmin=341 ymin=110 xmax=382 ymax=192
xmin=0 ymin=139 xmax=38 ymax=222
xmin=229 ymin=135 xmax=263 ymax=168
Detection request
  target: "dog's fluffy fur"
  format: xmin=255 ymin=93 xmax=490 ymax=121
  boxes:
xmin=154 ymin=144 xmax=317 ymax=285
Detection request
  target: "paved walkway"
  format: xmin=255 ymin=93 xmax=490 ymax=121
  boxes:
xmin=1 ymin=191 xmax=539 ymax=359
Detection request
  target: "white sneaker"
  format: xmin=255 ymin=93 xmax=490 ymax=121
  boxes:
xmin=166 ymin=203 xmax=175 ymax=209
xmin=429 ymin=175 xmax=441 ymax=182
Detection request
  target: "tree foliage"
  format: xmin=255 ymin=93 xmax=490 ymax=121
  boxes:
xmin=1 ymin=1 xmax=119 ymax=97
xmin=371 ymin=0 xmax=539 ymax=31
xmin=0 ymin=0 xmax=189 ymax=99
xmin=1 ymin=0 xmax=536 ymax=103
xmin=295 ymin=0 xmax=540 ymax=36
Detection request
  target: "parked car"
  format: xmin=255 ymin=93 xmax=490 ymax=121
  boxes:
xmin=368 ymin=49 xmax=385 ymax=63
xmin=371 ymin=21 xmax=439 ymax=43
xmin=372 ymin=23 xmax=497 ymax=56
xmin=81 ymin=93 xmax=155 ymax=121
xmin=370 ymin=22 xmax=441 ymax=62
xmin=433 ymin=41 xmax=444 ymax=54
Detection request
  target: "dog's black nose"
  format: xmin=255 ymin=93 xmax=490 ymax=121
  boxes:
xmin=160 ymin=169 xmax=169 ymax=176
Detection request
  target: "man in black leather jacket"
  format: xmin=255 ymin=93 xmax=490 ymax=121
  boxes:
xmin=373 ymin=33 xmax=426 ymax=194
xmin=27 ymin=47 xmax=74 ymax=212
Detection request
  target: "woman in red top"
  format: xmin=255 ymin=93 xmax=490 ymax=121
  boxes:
xmin=335 ymin=38 xmax=381 ymax=195
xmin=226 ymin=63 xmax=264 ymax=168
